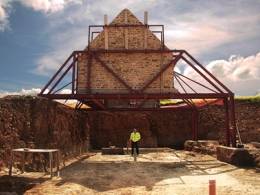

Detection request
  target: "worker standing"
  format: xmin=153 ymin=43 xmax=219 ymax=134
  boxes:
xmin=130 ymin=128 xmax=141 ymax=156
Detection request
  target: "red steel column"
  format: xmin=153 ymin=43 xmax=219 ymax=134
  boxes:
xmin=72 ymin=55 xmax=76 ymax=94
xmin=224 ymin=97 xmax=231 ymax=146
xmin=229 ymin=95 xmax=237 ymax=147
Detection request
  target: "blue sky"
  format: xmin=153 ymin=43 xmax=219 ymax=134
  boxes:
xmin=0 ymin=0 xmax=260 ymax=96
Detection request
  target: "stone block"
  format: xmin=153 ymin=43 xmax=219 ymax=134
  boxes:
xmin=184 ymin=140 xmax=219 ymax=154
xmin=197 ymin=140 xmax=219 ymax=147
xmin=102 ymin=147 xmax=124 ymax=155
xmin=216 ymin=145 xmax=254 ymax=166
xmin=184 ymin=140 xmax=196 ymax=151
xmin=251 ymin=142 xmax=260 ymax=148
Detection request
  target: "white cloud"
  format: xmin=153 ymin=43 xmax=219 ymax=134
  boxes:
xmin=180 ymin=52 xmax=260 ymax=95
xmin=0 ymin=0 xmax=11 ymax=31
xmin=0 ymin=0 xmax=82 ymax=31
xmin=34 ymin=26 xmax=89 ymax=75
xmin=20 ymin=0 xmax=82 ymax=13
xmin=0 ymin=88 xmax=41 ymax=98
xmin=166 ymin=23 xmax=233 ymax=56
xmin=165 ymin=14 xmax=260 ymax=56
xmin=0 ymin=87 xmax=78 ymax=106
xmin=62 ymin=0 xmax=158 ymax=24
xmin=59 ymin=88 xmax=71 ymax=94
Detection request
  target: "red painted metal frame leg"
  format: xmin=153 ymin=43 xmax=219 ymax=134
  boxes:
xmin=184 ymin=51 xmax=232 ymax=94
xmin=181 ymin=56 xmax=223 ymax=93
xmin=229 ymin=95 xmax=237 ymax=147
xmin=72 ymin=58 xmax=76 ymax=94
xmin=48 ymin=59 xmax=77 ymax=94
xmin=174 ymin=71 xmax=218 ymax=93
xmin=40 ymin=53 xmax=75 ymax=94
xmin=224 ymin=97 xmax=231 ymax=146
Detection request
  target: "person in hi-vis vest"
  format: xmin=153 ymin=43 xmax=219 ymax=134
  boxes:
xmin=130 ymin=128 xmax=141 ymax=155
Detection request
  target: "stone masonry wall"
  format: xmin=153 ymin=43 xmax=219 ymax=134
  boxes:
xmin=89 ymin=101 xmax=260 ymax=149
xmin=77 ymin=9 xmax=175 ymax=94
xmin=88 ymin=110 xmax=194 ymax=149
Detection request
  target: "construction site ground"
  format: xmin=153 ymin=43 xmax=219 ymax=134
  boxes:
xmin=1 ymin=149 xmax=260 ymax=195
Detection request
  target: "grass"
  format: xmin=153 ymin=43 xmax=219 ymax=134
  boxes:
xmin=160 ymin=99 xmax=183 ymax=105
xmin=160 ymin=95 xmax=260 ymax=106
xmin=235 ymin=94 xmax=260 ymax=104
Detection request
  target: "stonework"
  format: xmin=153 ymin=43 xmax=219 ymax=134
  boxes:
xmin=77 ymin=9 xmax=176 ymax=99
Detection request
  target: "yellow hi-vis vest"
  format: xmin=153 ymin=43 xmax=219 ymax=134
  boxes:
xmin=130 ymin=132 xmax=141 ymax=142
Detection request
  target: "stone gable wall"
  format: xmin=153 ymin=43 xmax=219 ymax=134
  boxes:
xmin=77 ymin=9 xmax=175 ymax=95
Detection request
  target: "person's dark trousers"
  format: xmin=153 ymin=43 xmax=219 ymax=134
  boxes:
xmin=131 ymin=141 xmax=139 ymax=155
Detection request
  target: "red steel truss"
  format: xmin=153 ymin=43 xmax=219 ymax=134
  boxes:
xmin=38 ymin=24 xmax=238 ymax=147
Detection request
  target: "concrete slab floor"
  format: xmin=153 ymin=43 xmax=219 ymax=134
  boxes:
xmin=1 ymin=150 xmax=260 ymax=195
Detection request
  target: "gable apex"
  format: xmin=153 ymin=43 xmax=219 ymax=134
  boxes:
xmin=110 ymin=9 xmax=143 ymax=25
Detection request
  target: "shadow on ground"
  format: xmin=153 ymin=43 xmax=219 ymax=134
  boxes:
xmin=0 ymin=155 xmax=93 ymax=194
xmin=0 ymin=175 xmax=48 ymax=194
xmin=54 ymin=152 xmax=239 ymax=192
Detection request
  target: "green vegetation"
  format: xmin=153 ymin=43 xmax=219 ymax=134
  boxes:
xmin=160 ymin=99 xmax=183 ymax=105
xmin=235 ymin=94 xmax=260 ymax=104
xmin=160 ymin=95 xmax=260 ymax=106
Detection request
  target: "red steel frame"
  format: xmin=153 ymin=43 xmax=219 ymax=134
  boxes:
xmin=38 ymin=24 xmax=238 ymax=147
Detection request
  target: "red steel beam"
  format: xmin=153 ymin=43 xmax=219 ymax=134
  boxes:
xmin=83 ymin=99 xmax=106 ymax=110
xmin=224 ymin=97 xmax=231 ymax=146
xmin=162 ymin=25 xmax=165 ymax=49
xmin=74 ymin=49 xmax=184 ymax=54
xmin=175 ymin=74 xmax=210 ymax=107
xmin=72 ymin=57 xmax=76 ymax=94
xmin=137 ymin=99 xmax=148 ymax=109
xmin=83 ymin=107 xmax=194 ymax=112
xmin=174 ymin=75 xmax=197 ymax=109
xmin=184 ymin=51 xmax=233 ymax=94
xmin=93 ymin=54 xmax=134 ymax=92
xmin=141 ymin=54 xmax=182 ymax=92
xmin=88 ymin=25 xmax=91 ymax=50
xmin=91 ymin=31 xmax=100 ymax=41
xmin=48 ymin=58 xmax=76 ymax=94
xmin=89 ymin=24 xmax=164 ymax=28
xmin=39 ymin=93 xmax=229 ymax=100
xmin=181 ymin=56 xmax=224 ymax=93
xmin=174 ymin=71 xmax=218 ymax=93
xmin=75 ymin=59 xmax=78 ymax=93
xmin=52 ymin=81 xmax=72 ymax=94
xmin=92 ymin=99 xmax=106 ymax=110
xmin=229 ymin=95 xmax=237 ymax=147
xmin=40 ymin=52 xmax=75 ymax=94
